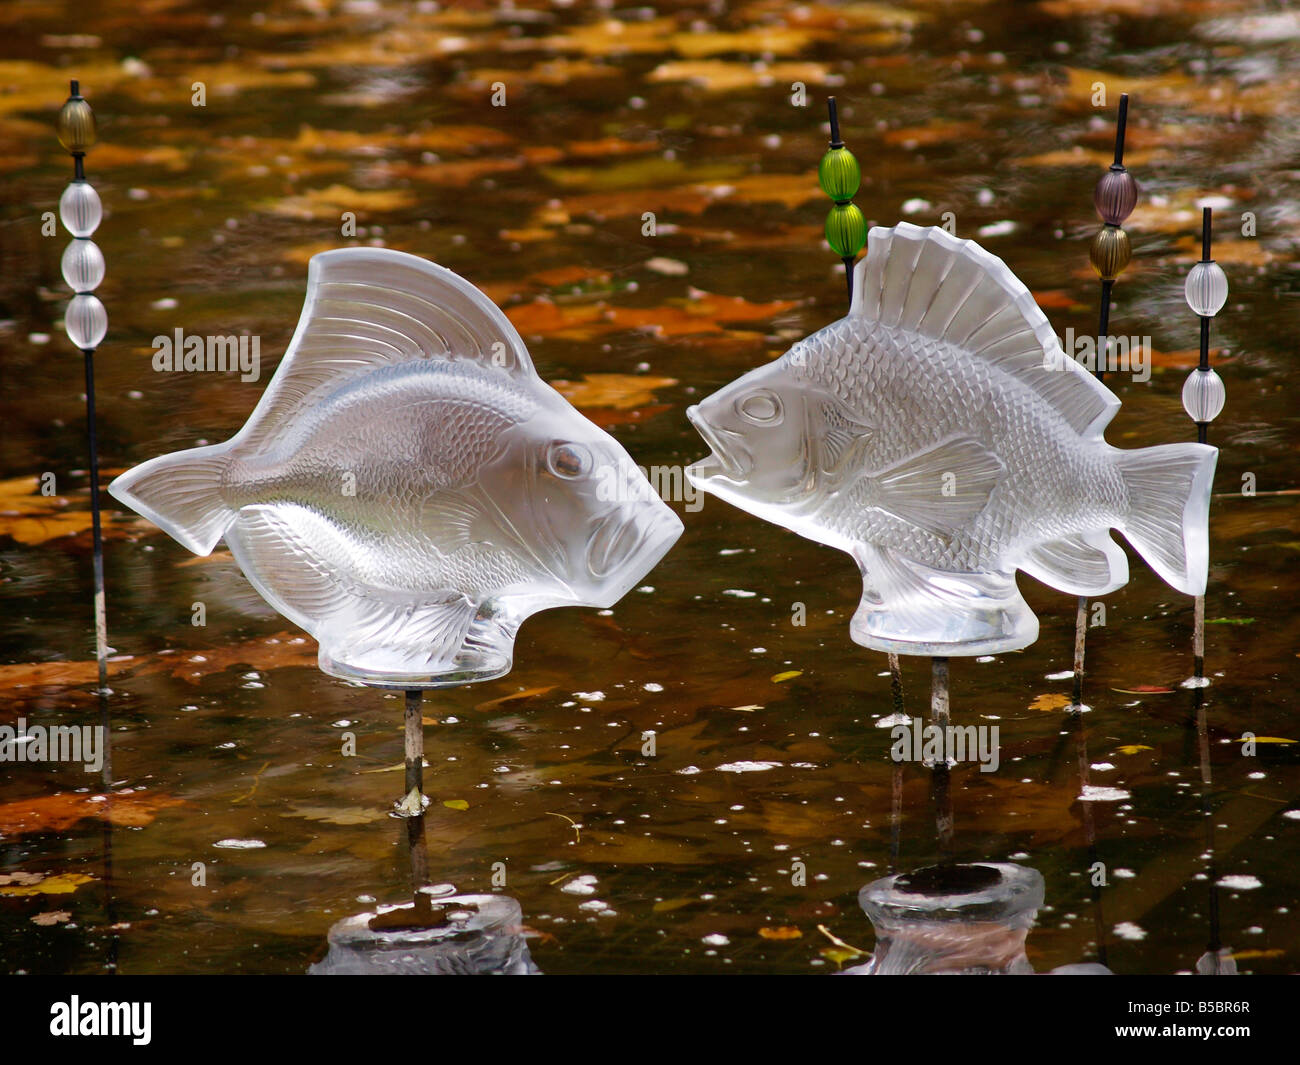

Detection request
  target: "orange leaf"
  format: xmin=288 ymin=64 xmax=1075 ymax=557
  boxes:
xmin=759 ymin=925 xmax=803 ymax=940
xmin=0 ymin=792 xmax=186 ymax=837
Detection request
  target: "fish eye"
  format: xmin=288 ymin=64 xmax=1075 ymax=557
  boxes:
xmin=546 ymin=442 xmax=592 ymax=479
xmin=737 ymin=390 xmax=782 ymax=425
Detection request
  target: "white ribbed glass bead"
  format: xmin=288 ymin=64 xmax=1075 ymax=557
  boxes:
xmin=1182 ymin=367 xmax=1226 ymax=424
xmin=61 ymin=238 xmax=105 ymax=292
xmin=1184 ymin=261 xmax=1228 ymax=317
xmin=64 ymin=293 xmax=108 ymax=349
xmin=59 ymin=180 xmax=102 ymax=238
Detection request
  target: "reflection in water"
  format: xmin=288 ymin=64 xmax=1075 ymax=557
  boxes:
xmin=1192 ymin=683 xmax=1236 ymax=977
xmin=309 ymin=805 xmax=540 ymax=976
xmin=844 ymin=862 xmax=1109 ymax=976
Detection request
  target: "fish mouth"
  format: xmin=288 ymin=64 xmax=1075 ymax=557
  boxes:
xmin=585 ymin=505 xmax=683 ymax=605
xmin=685 ymin=405 xmax=750 ymax=481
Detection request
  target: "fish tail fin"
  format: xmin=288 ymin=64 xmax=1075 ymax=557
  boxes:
xmin=108 ymin=446 xmax=235 ymax=555
xmin=1117 ymin=442 xmax=1218 ymax=595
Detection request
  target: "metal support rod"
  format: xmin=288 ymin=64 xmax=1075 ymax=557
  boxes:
xmin=402 ymin=689 xmax=425 ymax=814
xmin=1112 ymin=93 xmax=1128 ymax=167
xmin=930 ymin=657 xmax=953 ymax=862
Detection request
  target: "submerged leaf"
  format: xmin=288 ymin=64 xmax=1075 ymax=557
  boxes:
xmin=0 ymin=872 xmax=95 ymax=896
xmin=0 ymin=792 xmax=185 ymax=837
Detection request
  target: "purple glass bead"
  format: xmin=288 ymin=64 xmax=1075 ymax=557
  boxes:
xmin=1094 ymin=167 xmax=1138 ymax=225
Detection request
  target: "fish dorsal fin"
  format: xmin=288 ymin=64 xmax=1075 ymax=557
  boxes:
xmin=234 ymin=248 xmax=535 ymax=451
xmin=850 ymin=222 xmax=1120 ymax=438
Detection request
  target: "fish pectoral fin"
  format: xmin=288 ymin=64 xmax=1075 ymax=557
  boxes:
xmin=817 ymin=400 xmax=874 ymax=476
xmin=421 ymin=488 xmax=496 ymax=552
xmin=229 ymin=505 xmax=484 ymax=680
xmin=1021 ymin=530 xmax=1129 ymax=596
xmin=871 ymin=436 xmax=1004 ymax=537
xmin=226 ymin=504 xmax=361 ymax=630
xmin=850 ymin=544 xmax=1037 ymax=656
xmin=328 ymin=590 xmax=478 ymax=673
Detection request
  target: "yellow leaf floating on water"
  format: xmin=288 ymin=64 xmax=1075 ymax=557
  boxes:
xmin=0 ymin=872 xmax=95 ymax=897
xmin=770 ymin=671 xmax=802 ymax=683
xmin=443 ymin=799 xmax=469 ymax=811
xmin=759 ymin=925 xmax=803 ymax=940
xmin=652 ymin=898 xmax=695 ymax=913
xmin=816 ymin=924 xmax=868 ymax=967
xmin=647 ymin=60 xmax=833 ymax=93
xmin=1236 ymin=737 xmax=1297 ymax=744
xmin=1115 ymin=745 xmax=1154 ymax=755
xmin=269 ymin=184 xmax=417 ymax=221
xmin=283 ymin=805 xmax=385 ymax=826
xmin=552 ymin=374 xmax=678 ymax=411
xmin=1029 ymin=693 xmax=1072 ymax=712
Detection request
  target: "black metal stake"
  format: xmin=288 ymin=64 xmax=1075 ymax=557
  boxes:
xmin=1073 ymin=93 xmax=1135 ymax=712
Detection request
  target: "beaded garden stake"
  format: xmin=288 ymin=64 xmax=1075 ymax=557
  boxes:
xmin=820 ymin=98 xmax=868 ymax=302
xmin=1073 ymin=92 xmax=1139 ymax=713
xmin=57 ymin=81 xmax=113 ymax=784
xmin=1181 ymin=213 xmax=1228 ymax=972
xmin=1182 ymin=207 xmax=1228 ymax=687
xmin=819 ymin=100 xmax=901 ymax=705
xmin=819 ymin=98 xmax=913 ymax=847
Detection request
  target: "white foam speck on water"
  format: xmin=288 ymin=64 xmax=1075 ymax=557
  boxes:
xmin=722 ymin=589 xmax=757 ymax=598
xmin=1079 ymin=785 xmax=1130 ymax=802
xmin=1114 ymin=868 xmax=1136 ymax=879
xmin=574 ymin=691 xmax=605 ymax=702
xmin=643 ymin=682 xmax=664 ymax=692
xmin=561 ymin=875 xmax=598 ymax=897
xmin=1217 ymin=874 xmax=1262 ymax=890
xmin=1046 ymin=670 xmax=1074 ymax=680
xmin=716 ymin=761 xmax=783 ymax=773
xmin=702 ymin=934 xmax=730 ymax=946
xmin=1091 ymin=762 xmax=1116 ymax=772
xmin=214 ymin=839 xmax=266 ymax=849
xmin=1283 ymin=810 xmax=1300 ymax=821
xmin=1113 ymin=922 xmax=1147 ymax=941
xmin=978 ymin=220 xmax=1017 ymax=238
xmin=901 ymin=198 xmax=931 ymax=214
xmin=676 ymin=765 xmax=701 ymax=775
xmin=875 ymin=712 xmax=910 ymax=728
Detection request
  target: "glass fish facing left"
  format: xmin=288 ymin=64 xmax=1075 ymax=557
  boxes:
xmin=109 ymin=249 xmax=683 ymax=688
xmin=686 ymin=223 xmax=1218 ymax=658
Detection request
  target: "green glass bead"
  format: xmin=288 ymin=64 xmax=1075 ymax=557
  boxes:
xmin=825 ymin=203 xmax=867 ymax=258
xmin=57 ymin=94 xmax=96 ymax=154
xmin=818 ymin=147 xmax=861 ymax=202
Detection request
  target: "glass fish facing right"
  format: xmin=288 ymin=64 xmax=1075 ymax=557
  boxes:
xmin=109 ymin=249 xmax=683 ymax=687
xmin=686 ymin=223 xmax=1218 ymax=657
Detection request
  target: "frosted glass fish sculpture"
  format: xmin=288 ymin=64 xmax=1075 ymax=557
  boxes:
xmin=110 ymin=249 xmax=683 ymax=686
xmin=686 ymin=223 xmax=1217 ymax=657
